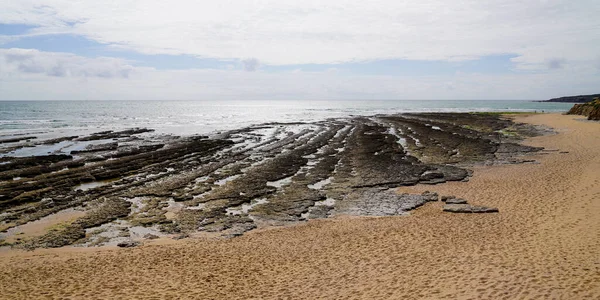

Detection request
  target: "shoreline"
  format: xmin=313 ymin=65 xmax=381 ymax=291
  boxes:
xmin=0 ymin=113 xmax=599 ymax=298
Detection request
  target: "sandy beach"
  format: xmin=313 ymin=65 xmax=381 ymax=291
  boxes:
xmin=0 ymin=113 xmax=599 ymax=299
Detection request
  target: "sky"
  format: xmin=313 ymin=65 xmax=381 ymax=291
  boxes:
xmin=0 ymin=0 xmax=599 ymax=100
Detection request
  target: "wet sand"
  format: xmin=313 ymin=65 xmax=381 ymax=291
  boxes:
xmin=0 ymin=113 xmax=599 ymax=299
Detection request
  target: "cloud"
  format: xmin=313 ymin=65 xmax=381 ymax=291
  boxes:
xmin=241 ymin=58 xmax=260 ymax=72
xmin=547 ymin=58 xmax=566 ymax=70
xmin=1 ymin=0 xmax=598 ymax=69
xmin=0 ymin=48 xmax=135 ymax=78
xmin=2 ymin=49 xmax=599 ymax=101
xmin=0 ymin=35 xmax=20 ymax=44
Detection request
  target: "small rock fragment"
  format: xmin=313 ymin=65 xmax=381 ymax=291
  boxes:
xmin=173 ymin=233 xmax=190 ymax=240
xmin=421 ymin=191 xmax=439 ymax=201
xmin=117 ymin=240 xmax=141 ymax=248
xmin=221 ymin=232 xmax=243 ymax=239
xmin=307 ymin=205 xmax=333 ymax=219
xmin=443 ymin=204 xmax=499 ymax=213
xmin=440 ymin=195 xmax=456 ymax=202
xmin=445 ymin=198 xmax=468 ymax=204
xmin=143 ymin=233 xmax=159 ymax=240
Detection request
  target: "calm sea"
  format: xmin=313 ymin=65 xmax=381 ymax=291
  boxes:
xmin=0 ymin=100 xmax=572 ymax=139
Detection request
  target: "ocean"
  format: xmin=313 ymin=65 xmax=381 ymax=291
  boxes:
xmin=0 ymin=100 xmax=572 ymax=139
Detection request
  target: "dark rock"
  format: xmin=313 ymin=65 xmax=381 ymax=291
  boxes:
xmin=172 ymin=193 xmax=194 ymax=202
xmin=429 ymin=165 xmax=469 ymax=182
xmin=421 ymin=191 xmax=439 ymax=201
xmin=70 ymin=142 xmax=118 ymax=154
xmin=443 ymin=204 xmax=499 ymax=213
xmin=496 ymin=143 xmax=543 ymax=153
xmin=307 ymin=205 xmax=333 ymax=219
xmin=117 ymin=240 xmax=141 ymax=248
xmin=76 ymin=128 xmax=155 ymax=141
xmin=0 ymin=154 xmax=72 ymax=173
xmin=441 ymin=195 xmax=456 ymax=202
xmin=420 ymin=172 xmax=444 ymax=181
xmin=220 ymin=222 xmax=257 ymax=238
xmin=0 ymin=136 xmax=37 ymax=144
xmin=143 ymin=234 xmax=159 ymax=240
xmin=222 ymin=233 xmax=244 ymax=238
xmin=173 ymin=233 xmax=190 ymax=240
xmin=445 ymin=198 xmax=468 ymax=204
xmin=41 ymin=136 xmax=79 ymax=145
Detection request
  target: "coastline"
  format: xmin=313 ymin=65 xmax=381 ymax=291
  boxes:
xmin=1 ymin=113 xmax=599 ymax=298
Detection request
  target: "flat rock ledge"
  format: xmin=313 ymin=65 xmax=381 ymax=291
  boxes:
xmin=334 ymin=190 xmax=439 ymax=216
xmin=443 ymin=204 xmax=499 ymax=213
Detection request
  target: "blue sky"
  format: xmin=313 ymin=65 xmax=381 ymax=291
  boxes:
xmin=0 ymin=1 xmax=599 ymax=100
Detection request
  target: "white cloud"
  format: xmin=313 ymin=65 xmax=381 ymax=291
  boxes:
xmin=1 ymin=48 xmax=599 ymax=100
xmin=1 ymin=0 xmax=599 ymax=68
xmin=546 ymin=58 xmax=566 ymax=70
xmin=0 ymin=48 xmax=137 ymax=78
xmin=241 ymin=58 xmax=260 ymax=72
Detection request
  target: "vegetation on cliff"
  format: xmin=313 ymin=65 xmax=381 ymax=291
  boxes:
xmin=567 ymin=98 xmax=600 ymax=120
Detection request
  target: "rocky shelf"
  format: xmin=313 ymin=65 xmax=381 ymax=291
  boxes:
xmin=0 ymin=113 xmax=552 ymax=249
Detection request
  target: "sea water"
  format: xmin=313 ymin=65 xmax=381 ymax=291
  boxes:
xmin=0 ymin=100 xmax=572 ymax=140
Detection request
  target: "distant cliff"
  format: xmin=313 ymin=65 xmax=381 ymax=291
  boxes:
xmin=542 ymin=94 xmax=600 ymax=103
xmin=567 ymin=98 xmax=600 ymax=120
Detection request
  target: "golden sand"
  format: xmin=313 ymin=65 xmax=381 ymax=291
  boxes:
xmin=1 ymin=113 xmax=599 ymax=299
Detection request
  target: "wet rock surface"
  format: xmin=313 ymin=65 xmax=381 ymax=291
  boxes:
xmin=0 ymin=113 xmax=550 ymax=248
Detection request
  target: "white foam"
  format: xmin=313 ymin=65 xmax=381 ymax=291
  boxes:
xmin=215 ymin=174 xmax=240 ymax=186
xmin=266 ymin=176 xmax=293 ymax=188
xmin=73 ymin=179 xmax=118 ymax=191
xmin=308 ymin=177 xmax=332 ymax=190
xmin=315 ymin=198 xmax=336 ymax=206
xmin=387 ymin=127 xmax=410 ymax=151
xmin=226 ymin=198 xmax=268 ymax=215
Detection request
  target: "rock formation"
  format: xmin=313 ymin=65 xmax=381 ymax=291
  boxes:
xmin=0 ymin=113 xmax=548 ymax=249
xmin=567 ymin=98 xmax=600 ymax=120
